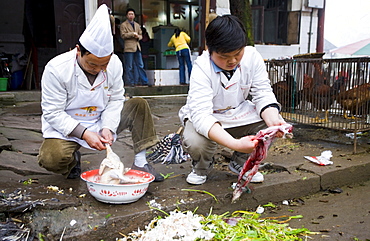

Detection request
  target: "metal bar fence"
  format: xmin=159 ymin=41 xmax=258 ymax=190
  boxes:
xmin=265 ymin=57 xmax=370 ymax=153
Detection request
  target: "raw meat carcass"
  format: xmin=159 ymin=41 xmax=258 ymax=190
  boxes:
xmin=232 ymin=124 xmax=293 ymax=202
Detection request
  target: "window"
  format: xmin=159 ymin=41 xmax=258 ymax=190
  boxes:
xmin=251 ymin=0 xmax=300 ymax=45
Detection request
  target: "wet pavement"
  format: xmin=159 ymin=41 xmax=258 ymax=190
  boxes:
xmin=0 ymin=91 xmax=370 ymax=240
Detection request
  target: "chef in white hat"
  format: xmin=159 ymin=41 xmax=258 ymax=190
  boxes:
xmin=38 ymin=4 xmax=164 ymax=181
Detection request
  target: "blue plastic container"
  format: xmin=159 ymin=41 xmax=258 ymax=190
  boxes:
xmin=10 ymin=70 xmax=23 ymax=90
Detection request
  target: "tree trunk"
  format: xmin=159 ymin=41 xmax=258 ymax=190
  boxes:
xmin=229 ymin=0 xmax=254 ymax=46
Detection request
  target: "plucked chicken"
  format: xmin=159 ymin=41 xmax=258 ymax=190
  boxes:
xmin=99 ymin=144 xmax=133 ymax=184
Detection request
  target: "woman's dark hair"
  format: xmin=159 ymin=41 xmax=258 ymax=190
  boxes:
xmin=126 ymin=8 xmax=135 ymax=15
xmin=205 ymin=15 xmax=247 ymax=54
xmin=141 ymin=26 xmax=147 ymax=34
xmin=174 ymin=28 xmax=181 ymax=38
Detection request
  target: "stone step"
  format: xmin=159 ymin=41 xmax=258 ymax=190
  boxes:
xmin=0 ymin=85 xmax=189 ymax=105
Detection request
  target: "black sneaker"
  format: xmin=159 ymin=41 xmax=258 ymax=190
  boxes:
xmin=131 ymin=163 xmax=164 ymax=182
xmin=231 ymin=151 xmax=250 ymax=164
xmin=67 ymin=151 xmax=81 ymax=179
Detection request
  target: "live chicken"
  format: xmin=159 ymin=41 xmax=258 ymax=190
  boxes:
xmin=336 ymin=83 xmax=370 ymax=119
xmin=300 ymin=63 xmax=347 ymax=122
xmin=272 ymin=74 xmax=300 ymax=112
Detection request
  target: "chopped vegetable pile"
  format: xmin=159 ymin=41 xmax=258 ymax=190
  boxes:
xmin=118 ymin=210 xmax=214 ymax=241
xmin=118 ymin=208 xmax=313 ymax=241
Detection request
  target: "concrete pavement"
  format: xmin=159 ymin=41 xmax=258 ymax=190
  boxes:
xmin=0 ymin=90 xmax=370 ymax=240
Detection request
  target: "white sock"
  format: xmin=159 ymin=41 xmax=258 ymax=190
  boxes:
xmin=134 ymin=149 xmax=148 ymax=167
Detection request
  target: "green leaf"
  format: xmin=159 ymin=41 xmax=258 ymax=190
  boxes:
xmin=263 ymin=202 xmax=276 ymax=208
xmin=181 ymin=189 xmax=218 ymax=203
xmin=160 ymin=172 xmax=174 ymax=179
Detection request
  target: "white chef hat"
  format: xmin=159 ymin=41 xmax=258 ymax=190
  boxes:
xmin=79 ymin=4 xmax=113 ymax=57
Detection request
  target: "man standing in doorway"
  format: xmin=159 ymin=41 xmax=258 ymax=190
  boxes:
xmin=120 ymin=8 xmax=150 ymax=87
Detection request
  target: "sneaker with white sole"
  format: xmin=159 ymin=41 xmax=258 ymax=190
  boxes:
xmin=228 ymin=160 xmax=264 ymax=183
xmin=186 ymin=170 xmax=207 ymax=185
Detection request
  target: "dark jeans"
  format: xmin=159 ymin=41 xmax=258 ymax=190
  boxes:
xmin=124 ymin=50 xmax=148 ymax=86
xmin=176 ymin=48 xmax=192 ymax=84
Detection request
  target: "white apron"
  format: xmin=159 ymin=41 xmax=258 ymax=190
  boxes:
xmin=43 ymin=66 xmax=115 ymax=150
xmin=212 ymin=68 xmax=261 ymax=128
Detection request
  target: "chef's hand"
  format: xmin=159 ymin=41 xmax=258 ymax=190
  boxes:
xmin=100 ymin=128 xmax=114 ymax=145
xmin=261 ymin=107 xmax=287 ymax=138
xmin=82 ymin=130 xmax=110 ymax=151
xmin=235 ymin=135 xmax=259 ymax=153
xmin=208 ymin=123 xmax=258 ymax=154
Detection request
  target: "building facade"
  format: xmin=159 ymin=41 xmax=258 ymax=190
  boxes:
xmin=0 ymin=0 xmax=325 ymax=88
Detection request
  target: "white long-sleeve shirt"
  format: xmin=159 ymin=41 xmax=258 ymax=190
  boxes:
xmin=41 ymin=48 xmax=125 ymax=147
xmin=179 ymin=46 xmax=279 ymax=138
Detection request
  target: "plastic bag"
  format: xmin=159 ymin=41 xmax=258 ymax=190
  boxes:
xmin=304 ymin=150 xmax=333 ymax=166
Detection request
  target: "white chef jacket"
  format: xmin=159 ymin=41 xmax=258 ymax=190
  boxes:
xmin=179 ymin=46 xmax=280 ymax=139
xmin=41 ymin=48 xmax=125 ymax=149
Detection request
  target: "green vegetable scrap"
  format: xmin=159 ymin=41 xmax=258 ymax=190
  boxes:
xmin=118 ymin=208 xmax=315 ymax=241
xmin=160 ymin=172 xmax=174 ymax=179
xmin=262 ymin=202 xmax=276 ymax=208
xmin=202 ymin=210 xmax=314 ymax=240
xmin=22 ymin=178 xmax=38 ymax=185
xmin=181 ymin=189 xmax=218 ymax=203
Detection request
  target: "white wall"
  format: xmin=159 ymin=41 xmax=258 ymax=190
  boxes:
xmin=84 ymin=0 xmax=98 ymax=26
xmin=147 ymin=53 xmax=198 ymax=85
xmin=299 ymin=9 xmax=319 ymax=54
xmin=256 ymin=2 xmax=320 ymax=60
xmin=146 ymin=70 xmax=181 ymax=86
xmin=255 ymin=45 xmax=301 ymax=60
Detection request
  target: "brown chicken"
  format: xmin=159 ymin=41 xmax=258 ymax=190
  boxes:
xmin=300 ymin=63 xmax=346 ymax=122
xmin=272 ymin=74 xmax=300 ymax=112
xmin=336 ymin=83 xmax=370 ymax=119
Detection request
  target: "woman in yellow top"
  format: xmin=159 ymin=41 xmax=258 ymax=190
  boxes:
xmin=168 ymin=28 xmax=193 ymax=85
